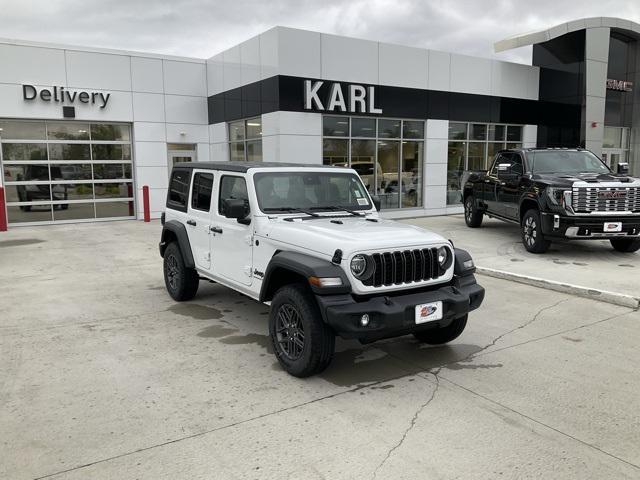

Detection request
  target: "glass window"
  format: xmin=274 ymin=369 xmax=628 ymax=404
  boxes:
xmin=403 ymin=121 xmax=424 ymax=139
xmin=93 ymin=163 xmax=132 ymax=180
xmin=245 ymin=118 xmax=262 ymax=139
xmin=191 ymin=173 xmax=214 ymax=211
xmin=49 ymin=144 xmax=91 ymax=161
xmin=351 ymin=140 xmax=376 ymax=193
xmin=229 ymin=120 xmax=245 ymax=142
xmin=50 ymin=164 xmax=92 ymax=181
xmin=467 ymin=143 xmax=486 ymax=171
xmin=470 ymin=124 xmax=487 ymax=141
xmin=378 ymin=119 xmax=401 ymax=139
xmin=47 ymin=122 xmax=90 ymax=140
xmin=2 ymin=143 xmax=47 ymax=161
xmin=219 ymin=176 xmax=249 ymax=216
xmin=53 ymin=203 xmax=96 ymax=221
xmin=448 ymin=122 xmax=467 ymax=140
xmin=0 ymin=120 xmax=46 ymax=140
xmin=229 ymin=142 xmax=245 ymax=162
xmin=377 ymin=140 xmax=400 ymax=209
xmin=506 ymin=125 xmax=523 ymax=142
xmin=92 ymin=144 xmax=131 ymax=161
xmin=9 ymin=184 xmax=51 ymax=203
xmin=402 ymin=141 xmax=423 ymax=207
xmin=323 ymin=116 xmax=349 ymax=137
xmin=4 ymin=164 xmax=49 ymax=182
xmin=351 ymin=118 xmax=376 ymax=137
xmin=95 ymin=201 xmax=134 ymax=218
xmin=506 ymin=143 xmax=522 ymax=150
xmin=90 ymin=124 xmax=130 ymax=141
xmin=167 ymin=169 xmax=191 ymax=211
xmin=447 ymin=142 xmax=466 ymax=205
xmin=322 ymin=139 xmax=348 ymax=166
xmin=6 ymin=205 xmax=52 ymax=223
xmin=603 ymin=127 xmax=622 ymax=148
xmin=487 ymin=143 xmax=504 ymax=166
xmin=246 ymin=140 xmax=262 ymax=162
xmin=488 ymin=125 xmax=505 ymax=141
xmin=52 ymin=183 xmax=93 ymax=200
xmin=94 ymin=183 xmax=133 ymax=199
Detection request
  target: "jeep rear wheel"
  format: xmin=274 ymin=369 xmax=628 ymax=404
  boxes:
xmin=163 ymin=242 xmax=199 ymax=301
xmin=521 ymin=209 xmax=551 ymax=253
xmin=269 ymin=284 xmax=335 ymax=377
xmin=464 ymin=196 xmax=483 ymax=228
xmin=610 ymin=238 xmax=640 ymax=253
xmin=413 ymin=314 xmax=468 ymax=345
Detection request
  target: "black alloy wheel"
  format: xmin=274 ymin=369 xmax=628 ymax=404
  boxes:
xmin=274 ymin=303 xmax=305 ymax=361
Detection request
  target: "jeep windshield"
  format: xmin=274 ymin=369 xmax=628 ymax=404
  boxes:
xmin=254 ymin=171 xmax=372 ymax=214
xmin=528 ymin=150 xmax=611 ymax=174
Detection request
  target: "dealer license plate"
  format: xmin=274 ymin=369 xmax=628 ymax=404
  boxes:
xmin=603 ymin=222 xmax=622 ymax=233
xmin=415 ymin=301 xmax=443 ymax=324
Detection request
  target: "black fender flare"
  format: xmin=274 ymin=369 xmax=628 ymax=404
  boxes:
xmin=159 ymin=220 xmax=195 ymax=269
xmin=519 ymin=195 xmax=542 ymax=221
xmin=259 ymin=251 xmax=351 ymax=302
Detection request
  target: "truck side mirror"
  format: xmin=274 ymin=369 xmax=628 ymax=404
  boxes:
xmin=222 ymin=198 xmax=248 ymax=220
xmin=617 ymin=162 xmax=630 ymax=175
xmin=371 ymin=195 xmax=381 ymax=211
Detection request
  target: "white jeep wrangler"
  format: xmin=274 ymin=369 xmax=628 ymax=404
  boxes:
xmin=160 ymin=162 xmax=485 ymax=377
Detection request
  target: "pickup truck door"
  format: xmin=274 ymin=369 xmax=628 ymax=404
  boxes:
xmin=483 ymin=153 xmax=510 ymax=215
xmin=497 ymin=153 xmax=525 ymax=220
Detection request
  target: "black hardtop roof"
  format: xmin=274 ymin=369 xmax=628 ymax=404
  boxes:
xmin=172 ymin=161 xmax=344 ymax=173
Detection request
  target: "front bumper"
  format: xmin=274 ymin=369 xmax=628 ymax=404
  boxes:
xmin=315 ymin=274 xmax=484 ymax=343
xmin=540 ymin=212 xmax=640 ymax=239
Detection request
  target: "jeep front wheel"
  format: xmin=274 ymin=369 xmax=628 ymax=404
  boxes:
xmin=610 ymin=238 xmax=640 ymax=253
xmin=269 ymin=284 xmax=335 ymax=378
xmin=163 ymin=242 xmax=199 ymax=301
xmin=413 ymin=314 xmax=468 ymax=344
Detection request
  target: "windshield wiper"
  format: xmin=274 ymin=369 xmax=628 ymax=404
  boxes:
xmin=310 ymin=205 xmax=364 ymax=216
xmin=263 ymin=207 xmax=320 ymax=217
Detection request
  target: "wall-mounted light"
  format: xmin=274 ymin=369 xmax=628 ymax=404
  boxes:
xmin=180 ymin=131 xmax=186 ymax=136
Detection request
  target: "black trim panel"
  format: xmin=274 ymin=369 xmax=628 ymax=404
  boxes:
xmin=159 ymin=220 xmax=195 ymax=269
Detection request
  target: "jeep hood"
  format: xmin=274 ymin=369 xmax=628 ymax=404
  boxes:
xmin=259 ymin=216 xmax=448 ymax=257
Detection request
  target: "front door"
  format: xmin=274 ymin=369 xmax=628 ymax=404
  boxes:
xmin=497 ymin=153 xmax=524 ymax=220
xmin=185 ymin=170 xmax=215 ymax=271
xmin=211 ymin=175 xmax=253 ymax=286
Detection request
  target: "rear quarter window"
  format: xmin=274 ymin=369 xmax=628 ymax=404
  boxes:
xmin=167 ymin=169 xmax=191 ymax=212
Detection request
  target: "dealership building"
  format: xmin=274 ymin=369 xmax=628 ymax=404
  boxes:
xmin=1 ymin=16 xmax=639 ymax=226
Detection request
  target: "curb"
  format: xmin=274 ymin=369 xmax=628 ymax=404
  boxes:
xmin=476 ymin=266 xmax=640 ymax=310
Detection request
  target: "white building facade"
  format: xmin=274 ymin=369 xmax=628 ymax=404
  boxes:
xmin=1 ymin=17 xmax=638 ymax=226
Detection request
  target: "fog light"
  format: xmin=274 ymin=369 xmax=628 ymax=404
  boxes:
xmin=360 ymin=314 xmax=370 ymax=326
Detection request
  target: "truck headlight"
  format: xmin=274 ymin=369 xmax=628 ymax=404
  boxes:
xmin=547 ymin=187 xmax=572 ymax=208
xmin=350 ymin=254 xmax=368 ymax=278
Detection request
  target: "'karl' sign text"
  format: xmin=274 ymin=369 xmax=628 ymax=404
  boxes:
xmin=304 ymin=80 xmax=382 ymax=114
xmin=22 ymin=84 xmax=111 ymax=109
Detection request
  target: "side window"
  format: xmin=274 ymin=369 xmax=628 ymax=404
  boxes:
xmin=219 ymin=176 xmax=250 ymax=216
xmin=167 ymin=169 xmax=191 ymax=212
xmin=511 ymin=154 xmax=524 ymax=175
xmin=191 ymin=172 xmax=214 ymax=211
xmin=490 ymin=154 xmax=509 ymax=175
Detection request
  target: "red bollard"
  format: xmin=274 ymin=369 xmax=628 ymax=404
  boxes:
xmin=0 ymin=186 xmax=7 ymax=232
xmin=142 ymin=185 xmax=150 ymax=222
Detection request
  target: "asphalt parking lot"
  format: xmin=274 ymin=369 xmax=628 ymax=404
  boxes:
xmin=1 ymin=220 xmax=639 ymax=479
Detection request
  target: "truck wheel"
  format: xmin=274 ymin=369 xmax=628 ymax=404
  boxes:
xmin=521 ymin=209 xmax=551 ymax=253
xmin=163 ymin=242 xmax=199 ymax=301
xmin=269 ymin=284 xmax=335 ymax=378
xmin=464 ymin=196 xmax=483 ymax=228
xmin=610 ymin=238 xmax=640 ymax=253
xmin=413 ymin=314 xmax=467 ymax=345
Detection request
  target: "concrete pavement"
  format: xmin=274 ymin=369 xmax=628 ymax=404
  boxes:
xmin=1 ymin=220 xmax=639 ymax=479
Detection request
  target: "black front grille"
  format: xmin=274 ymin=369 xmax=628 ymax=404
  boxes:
xmin=362 ymin=248 xmax=440 ymax=287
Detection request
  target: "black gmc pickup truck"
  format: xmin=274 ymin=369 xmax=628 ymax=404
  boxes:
xmin=462 ymin=148 xmax=640 ymax=253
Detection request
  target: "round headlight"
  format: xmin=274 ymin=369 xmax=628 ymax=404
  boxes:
xmin=437 ymin=246 xmax=448 ymax=267
xmin=350 ymin=254 xmax=368 ymax=278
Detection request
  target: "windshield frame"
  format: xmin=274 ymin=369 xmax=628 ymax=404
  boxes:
xmin=252 ymin=170 xmax=373 ymax=215
xmin=526 ymin=150 xmax=611 ymax=175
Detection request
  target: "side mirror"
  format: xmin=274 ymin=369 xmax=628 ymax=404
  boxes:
xmin=222 ymin=198 xmax=248 ymax=221
xmin=371 ymin=195 xmax=381 ymax=212
xmin=617 ymin=162 xmax=630 ymax=175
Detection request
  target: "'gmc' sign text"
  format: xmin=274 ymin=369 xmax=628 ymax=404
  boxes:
xmin=304 ymin=80 xmax=383 ymax=114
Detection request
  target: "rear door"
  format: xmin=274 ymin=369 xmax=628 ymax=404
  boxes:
xmin=185 ymin=170 xmax=215 ymax=271
xmin=210 ymin=175 xmax=253 ymax=286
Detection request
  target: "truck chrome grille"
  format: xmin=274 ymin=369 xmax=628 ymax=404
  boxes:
xmin=362 ymin=248 xmax=440 ymax=287
xmin=571 ymin=186 xmax=640 ymax=213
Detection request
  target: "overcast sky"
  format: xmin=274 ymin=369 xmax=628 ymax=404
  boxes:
xmin=2 ymin=0 xmax=640 ymax=64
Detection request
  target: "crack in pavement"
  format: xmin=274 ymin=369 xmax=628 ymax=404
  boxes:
xmin=371 ymin=373 xmax=440 ymax=480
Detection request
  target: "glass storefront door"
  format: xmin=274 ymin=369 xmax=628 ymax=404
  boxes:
xmin=602 ymin=126 xmax=630 ymax=170
xmin=1 ymin=119 xmax=134 ymax=225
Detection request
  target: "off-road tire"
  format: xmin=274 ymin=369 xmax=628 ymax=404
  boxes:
xmin=163 ymin=241 xmax=199 ymax=301
xmin=610 ymin=238 xmax=640 ymax=253
xmin=521 ymin=209 xmax=551 ymax=253
xmin=269 ymin=284 xmax=335 ymax=378
xmin=413 ymin=314 xmax=468 ymax=345
xmin=464 ymin=196 xmax=483 ymax=228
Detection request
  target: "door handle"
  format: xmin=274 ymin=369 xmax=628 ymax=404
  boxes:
xmin=210 ymin=226 xmax=223 ymax=234
xmin=186 ymin=219 xmax=196 ymax=226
